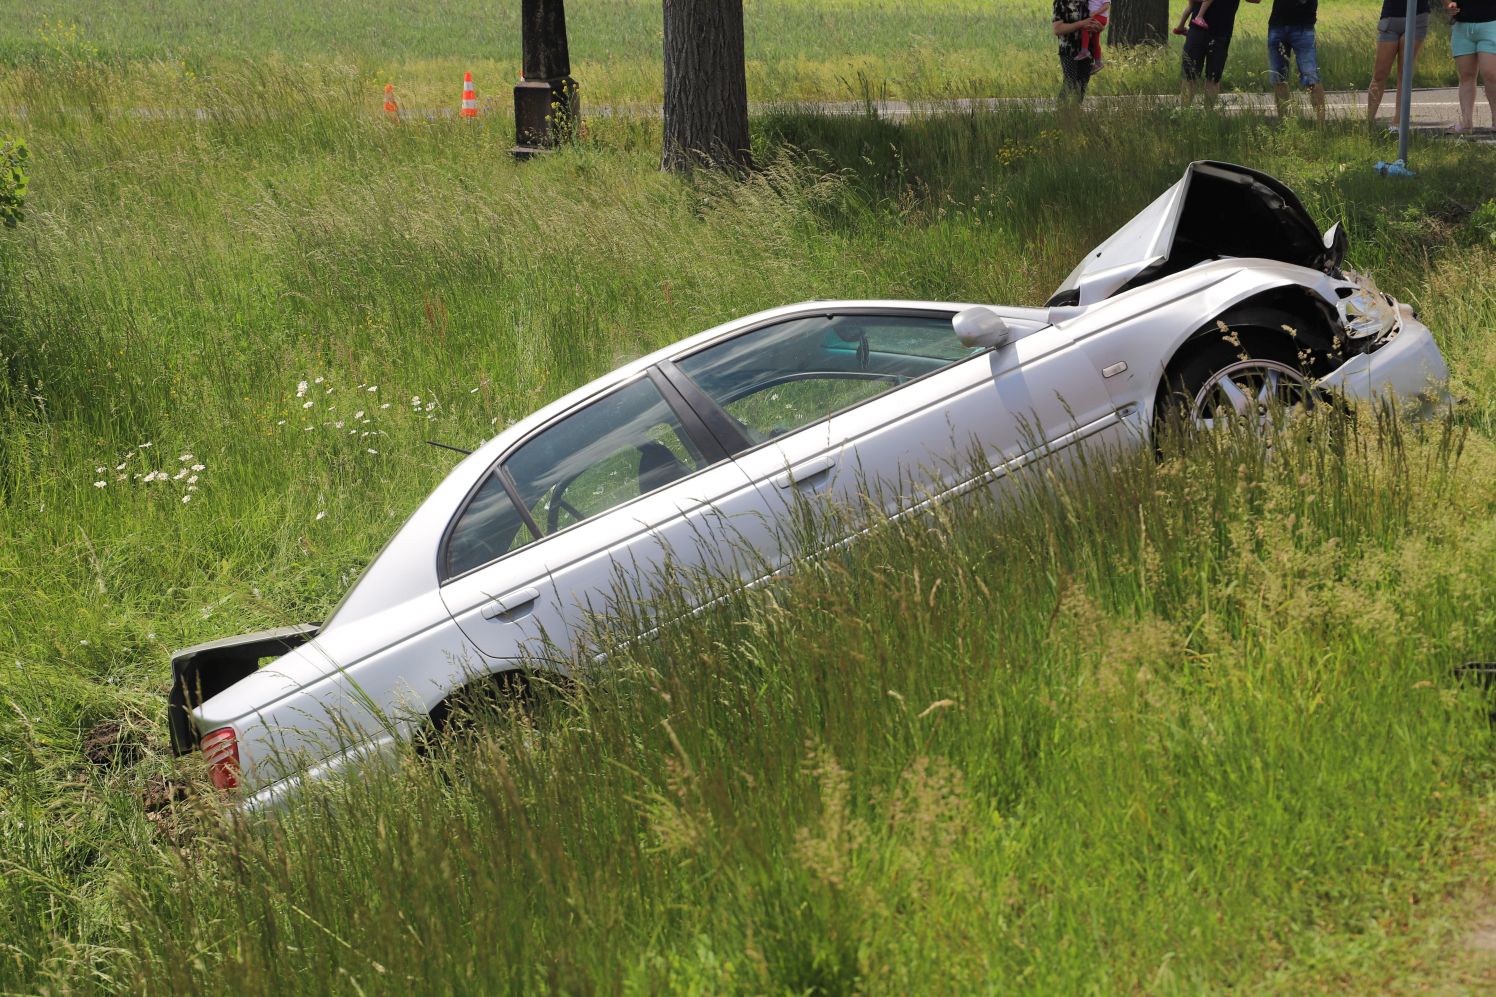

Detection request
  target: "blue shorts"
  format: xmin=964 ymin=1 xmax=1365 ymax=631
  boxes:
xmin=1451 ymin=20 xmax=1496 ymax=58
xmin=1268 ymin=24 xmax=1320 ymax=87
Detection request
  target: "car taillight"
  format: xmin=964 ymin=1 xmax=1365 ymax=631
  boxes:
xmin=200 ymin=727 xmax=241 ymax=790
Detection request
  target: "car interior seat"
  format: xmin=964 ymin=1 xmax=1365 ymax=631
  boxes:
xmin=636 ymin=440 xmax=690 ymax=496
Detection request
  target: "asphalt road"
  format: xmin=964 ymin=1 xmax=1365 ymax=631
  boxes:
xmin=6 ymin=87 xmax=1493 ymax=142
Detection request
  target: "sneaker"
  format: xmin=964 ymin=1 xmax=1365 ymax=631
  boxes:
xmin=1092 ymin=61 xmax=1104 ymax=73
xmin=1191 ymin=15 xmax=1209 ymax=27
xmin=1074 ymin=49 xmax=1092 ymax=60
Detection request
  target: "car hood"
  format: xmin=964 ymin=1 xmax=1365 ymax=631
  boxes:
xmin=1048 ymin=161 xmax=1341 ymax=307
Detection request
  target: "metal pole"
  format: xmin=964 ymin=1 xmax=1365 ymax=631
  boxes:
xmin=1397 ymin=0 xmax=1417 ymax=166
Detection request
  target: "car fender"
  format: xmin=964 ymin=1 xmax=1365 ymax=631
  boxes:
xmin=1050 ymin=259 xmax=1343 ymax=427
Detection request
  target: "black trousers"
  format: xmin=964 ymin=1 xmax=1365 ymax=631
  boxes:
xmin=1059 ymin=52 xmax=1094 ymax=101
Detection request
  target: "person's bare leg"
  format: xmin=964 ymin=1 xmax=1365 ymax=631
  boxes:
xmin=1182 ymin=78 xmax=1198 ymax=106
xmin=1274 ymin=81 xmax=1291 ymax=117
xmin=1368 ymin=39 xmax=1398 ymax=123
xmin=1456 ymin=53 xmax=1478 ymax=130
xmin=1480 ymin=51 xmax=1496 ymax=129
xmin=1309 ymin=82 xmax=1325 ymax=123
xmin=1204 ymin=79 xmax=1221 ymax=108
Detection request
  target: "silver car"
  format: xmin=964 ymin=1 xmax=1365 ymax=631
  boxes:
xmin=169 ymin=161 xmax=1452 ymax=806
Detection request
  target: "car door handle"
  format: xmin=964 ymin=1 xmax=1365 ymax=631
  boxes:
xmin=480 ymin=587 xmax=540 ymax=620
xmin=772 ymin=455 xmax=836 ymax=489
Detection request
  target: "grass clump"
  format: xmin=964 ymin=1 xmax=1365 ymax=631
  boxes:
xmin=99 ymin=413 xmax=1496 ymax=994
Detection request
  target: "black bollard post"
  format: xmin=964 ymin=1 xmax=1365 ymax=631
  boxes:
xmin=514 ymin=0 xmax=580 ymax=159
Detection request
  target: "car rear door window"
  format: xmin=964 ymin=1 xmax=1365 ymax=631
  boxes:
xmin=444 ymin=474 xmax=537 ymax=578
xmin=443 ymin=378 xmax=711 ymax=579
xmin=673 ymin=313 xmax=973 ymax=443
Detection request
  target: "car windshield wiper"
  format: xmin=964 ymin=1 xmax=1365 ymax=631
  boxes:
xmin=426 ymin=440 xmax=474 ymax=456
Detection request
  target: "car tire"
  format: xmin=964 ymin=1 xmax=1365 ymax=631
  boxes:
xmin=1156 ymin=334 xmax=1317 ymax=438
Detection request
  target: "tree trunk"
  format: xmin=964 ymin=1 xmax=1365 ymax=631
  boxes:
xmin=661 ymin=0 xmax=751 ymax=173
xmin=1107 ymin=0 xmax=1169 ymax=46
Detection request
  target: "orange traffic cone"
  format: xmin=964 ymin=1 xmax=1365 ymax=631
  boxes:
xmin=461 ymin=72 xmax=477 ymax=118
xmin=383 ymin=83 xmax=398 ymax=120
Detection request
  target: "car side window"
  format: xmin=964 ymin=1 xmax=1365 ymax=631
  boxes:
xmin=444 ymin=474 xmax=537 ymax=578
xmin=442 ymin=378 xmax=709 ymax=578
xmin=673 ymin=313 xmax=974 ymax=443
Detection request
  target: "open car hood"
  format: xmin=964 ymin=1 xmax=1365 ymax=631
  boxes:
xmin=1048 ymin=161 xmax=1342 ymax=307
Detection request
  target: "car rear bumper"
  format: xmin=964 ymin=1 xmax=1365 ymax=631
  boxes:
xmin=239 ymin=731 xmax=404 ymax=811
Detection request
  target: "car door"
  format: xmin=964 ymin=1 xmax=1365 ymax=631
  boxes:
xmin=664 ymin=308 xmax=1122 ymax=568
xmin=437 ymin=371 xmax=779 ymax=668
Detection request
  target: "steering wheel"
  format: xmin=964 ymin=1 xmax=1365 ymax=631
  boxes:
xmin=544 ymin=469 xmax=588 ymax=533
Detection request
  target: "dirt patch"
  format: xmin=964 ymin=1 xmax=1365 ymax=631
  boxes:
xmin=141 ymin=774 xmax=198 ymax=846
xmin=1466 ymin=913 xmax=1496 ymax=954
xmin=81 ymin=719 xmax=145 ymax=768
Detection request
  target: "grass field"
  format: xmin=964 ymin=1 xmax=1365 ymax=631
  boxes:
xmin=5 ymin=3 xmax=1496 ymax=992
xmin=0 ymin=0 xmax=1465 ymax=107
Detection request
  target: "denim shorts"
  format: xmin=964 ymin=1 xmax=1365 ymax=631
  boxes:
xmin=1452 ymin=19 xmax=1496 ymax=58
xmin=1377 ymin=13 xmax=1430 ymax=44
xmin=1268 ymin=24 xmax=1320 ymax=86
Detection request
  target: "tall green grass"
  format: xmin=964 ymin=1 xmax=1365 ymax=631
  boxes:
xmin=39 ymin=412 xmax=1496 ymax=993
xmin=3 ymin=61 xmax=1496 ymax=992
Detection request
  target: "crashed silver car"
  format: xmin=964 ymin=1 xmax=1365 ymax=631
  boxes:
xmin=169 ymin=161 xmax=1451 ymax=806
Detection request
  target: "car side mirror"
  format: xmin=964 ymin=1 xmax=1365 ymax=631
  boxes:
xmin=953 ymin=306 xmax=1012 ymax=350
xmin=1323 ymin=222 xmax=1347 ymax=269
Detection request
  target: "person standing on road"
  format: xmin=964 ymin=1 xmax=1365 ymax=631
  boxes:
xmin=1368 ymin=0 xmax=1431 ymax=129
xmin=1181 ymin=0 xmax=1261 ymax=106
xmin=1267 ymin=0 xmax=1325 ymax=121
xmin=1445 ymin=0 xmax=1496 ymax=133
xmin=1053 ymin=0 xmax=1105 ymax=102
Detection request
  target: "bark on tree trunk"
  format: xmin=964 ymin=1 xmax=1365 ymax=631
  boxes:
xmin=661 ymin=0 xmax=751 ymax=173
xmin=1107 ymin=0 xmax=1169 ymax=46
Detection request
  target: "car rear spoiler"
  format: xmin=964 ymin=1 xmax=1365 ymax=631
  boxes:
xmin=167 ymin=623 xmax=319 ymax=755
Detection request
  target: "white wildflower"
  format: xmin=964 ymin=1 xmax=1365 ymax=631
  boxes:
xmin=411 ymin=395 xmax=421 ymax=404
xmin=179 ymin=453 xmax=193 ymax=462
xmin=139 ymin=442 xmax=152 ymax=448
xmin=277 ymin=419 xmax=286 ymax=426
xmin=93 ymin=480 xmax=107 ymax=488
xmin=115 ymin=462 xmax=127 ymax=471
xmin=173 ymin=468 xmax=189 ymax=480
xmin=302 ymin=400 xmax=314 ymax=409
xmin=297 ymin=380 xmax=309 ymax=397
xmin=95 ymin=466 xmax=106 ymax=474
xmin=380 ymin=403 xmax=390 ymax=409
xmin=333 ymin=421 xmax=345 ymax=429
xmin=470 ymin=386 xmax=480 ymax=393
xmin=191 ymin=464 xmax=205 ymax=471
xmin=316 ymin=511 xmax=327 ymax=521
xmin=367 ymin=448 xmax=378 ymax=455
xmin=353 ymin=410 xmax=364 ymax=419
xmin=314 ymin=376 xmax=325 ymax=384
xmin=187 ymin=475 xmax=198 ymax=485
xmin=367 ymin=385 xmax=377 ymax=393
xmin=182 ymin=494 xmax=192 ymax=503
xmin=80 ymin=640 xmax=89 ymax=646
